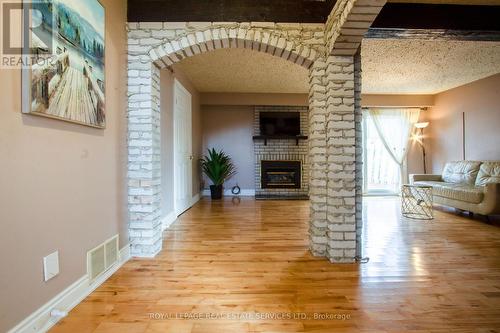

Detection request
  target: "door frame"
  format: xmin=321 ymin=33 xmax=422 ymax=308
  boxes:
xmin=173 ymin=79 xmax=193 ymax=215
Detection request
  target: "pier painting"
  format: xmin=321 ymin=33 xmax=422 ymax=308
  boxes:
xmin=24 ymin=0 xmax=105 ymax=128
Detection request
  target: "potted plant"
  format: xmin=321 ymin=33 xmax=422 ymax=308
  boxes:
xmin=200 ymin=148 xmax=236 ymax=199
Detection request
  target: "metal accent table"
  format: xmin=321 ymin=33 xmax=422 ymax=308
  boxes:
xmin=401 ymin=184 xmax=434 ymax=220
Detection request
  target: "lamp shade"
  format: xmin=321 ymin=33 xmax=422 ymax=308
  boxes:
xmin=415 ymin=122 xmax=429 ymax=129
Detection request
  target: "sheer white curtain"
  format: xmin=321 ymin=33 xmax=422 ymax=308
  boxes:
xmin=368 ymin=108 xmax=420 ymax=185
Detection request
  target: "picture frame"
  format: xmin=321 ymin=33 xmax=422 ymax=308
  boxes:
xmin=22 ymin=0 xmax=106 ymax=129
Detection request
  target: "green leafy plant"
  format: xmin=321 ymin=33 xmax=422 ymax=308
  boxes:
xmin=200 ymin=148 xmax=236 ymax=186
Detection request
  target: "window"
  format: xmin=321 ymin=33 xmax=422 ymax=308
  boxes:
xmin=363 ymin=112 xmax=401 ymax=195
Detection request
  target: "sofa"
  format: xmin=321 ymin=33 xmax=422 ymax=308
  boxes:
xmin=410 ymin=161 xmax=500 ymax=216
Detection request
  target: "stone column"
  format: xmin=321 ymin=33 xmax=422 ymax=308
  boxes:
xmin=320 ymin=0 xmax=384 ymax=262
xmin=325 ymin=55 xmax=357 ymax=263
xmin=308 ymin=57 xmax=328 ymax=257
xmin=309 ymin=55 xmax=359 ymax=263
xmin=354 ymin=50 xmax=363 ymax=258
xmin=127 ymin=60 xmax=163 ymax=257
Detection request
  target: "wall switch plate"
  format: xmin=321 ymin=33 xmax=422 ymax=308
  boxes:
xmin=43 ymin=251 xmax=59 ymax=282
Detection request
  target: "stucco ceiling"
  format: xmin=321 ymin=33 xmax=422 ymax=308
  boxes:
xmin=173 ymin=48 xmax=310 ymax=94
xmin=361 ymin=39 xmax=500 ymax=94
xmin=174 ymin=40 xmax=500 ymax=95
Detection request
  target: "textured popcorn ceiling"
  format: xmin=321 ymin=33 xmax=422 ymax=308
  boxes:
xmin=173 ymin=48 xmax=310 ymax=94
xmin=174 ymin=40 xmax=500 ymax=95
xmin=361 ymin=39 xmax=500 ymax=94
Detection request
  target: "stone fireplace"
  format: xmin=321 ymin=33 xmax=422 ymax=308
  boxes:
xmin=261 ymin=160 xmax=302 ymax=189
xmin=253 ymin=106 xmax=309 ymax=199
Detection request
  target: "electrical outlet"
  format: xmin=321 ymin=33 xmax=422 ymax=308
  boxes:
xmin=43 ymin=251 xmax=59 ymax=282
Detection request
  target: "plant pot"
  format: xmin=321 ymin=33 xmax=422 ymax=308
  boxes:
xmin=209 ymin=185 xmax=223 ymax=200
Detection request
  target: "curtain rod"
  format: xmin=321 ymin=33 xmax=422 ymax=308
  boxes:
xmin=362 ymin=107 xmax=428 ymax=110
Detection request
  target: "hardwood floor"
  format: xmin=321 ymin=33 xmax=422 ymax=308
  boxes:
xmin=51 ymin=197 xmax=500 ymax=333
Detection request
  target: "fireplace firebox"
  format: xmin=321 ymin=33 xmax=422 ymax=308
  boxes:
xmin=261 ymin=161 xmax=301 ymax=189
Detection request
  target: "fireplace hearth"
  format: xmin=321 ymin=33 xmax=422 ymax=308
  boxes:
xmin=254 ymin=106 xmax=309 ymax=200
xmin=261 ymin=160 xmax=301 ymax=189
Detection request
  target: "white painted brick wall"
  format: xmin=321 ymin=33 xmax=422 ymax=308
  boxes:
xmin=127 ymin=11 xmax=366 ymax=262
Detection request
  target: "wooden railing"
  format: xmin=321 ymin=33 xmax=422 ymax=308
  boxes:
xmin=31 ymin=52 xmax=70 ymax=108
xmin=83 ymin=61 xmax=105 ymax=123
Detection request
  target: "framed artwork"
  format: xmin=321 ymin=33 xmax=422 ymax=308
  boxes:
xmin=22 ymin=0 xmax=106 ymax=128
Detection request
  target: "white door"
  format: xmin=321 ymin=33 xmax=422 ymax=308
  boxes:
xmin=173 ymin=79 xmax=193 ymax=215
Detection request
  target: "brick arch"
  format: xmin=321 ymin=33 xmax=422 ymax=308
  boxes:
xmin=127 ymin=19 xmax=363 ymax=263
xmin=146 ymin=28 xmax=320 ymax=69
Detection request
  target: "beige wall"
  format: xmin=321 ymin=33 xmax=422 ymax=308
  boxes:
xmin=160 ymin=71 xmax=175 ymax=216
xmin=427 ymin=74 xmax=500 ymax=173
xmin=0 ymin=0 xmax=127 ymax=331
xmin=160 ymin=67 xmax=202 ymax=217
xmin=407 ymin=123 xmax=427 ymax=175
xmin=407 ymin=109 xmax=433 ymax=176
xmin=201 ymin=93 xmax=436 ymax=108
xmin=362 ymin=94 xmax=435 ymax=107
xmin=199 ymin=94 xmax=435 ymax=189
xmin=201 ymin=93 xmax=309 ymax=106
xmin=201 ymin=105 xmax=255 ymax=190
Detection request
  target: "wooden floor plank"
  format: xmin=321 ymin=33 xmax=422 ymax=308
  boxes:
xmin=46 ymin=67 xmax=97 ymax=125
xmin=51 ymin=197 xmax=500 ymax=333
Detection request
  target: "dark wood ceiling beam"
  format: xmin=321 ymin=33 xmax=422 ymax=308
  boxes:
xmin=127 ymin=1 xmax=500 ymax=40
xmin=365 ymin=28 xmax=500 ymax=42
xmin=367 ymin=3 xmax=500 ymax=42
xmin=372 ymin=3 xmax=500 ymax=31
xmin=128 ymin=0 xmax=336 ymax=23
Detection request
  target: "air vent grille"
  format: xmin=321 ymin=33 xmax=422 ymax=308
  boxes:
xmin=87 ymin=235 xmax=119 ymax=282
xmin=105 ymin=238 xmax=118 ymax=269
xmin=89 ymin=245 xmax=105 ymax=281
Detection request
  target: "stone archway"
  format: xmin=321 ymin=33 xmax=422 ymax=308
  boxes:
xmin=126 ymin=11 xmax=376 ymax=262
xmin=147 ymin=24 xmax=321 ymax=70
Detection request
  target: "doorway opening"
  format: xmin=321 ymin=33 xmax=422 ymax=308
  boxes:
xmin=362 ymin=112 xmax=402 ymax=196
xmin=362 ymin=108 xmax=421 ymax=196
xmin=127 ymin=22 xmax=363 ymax=262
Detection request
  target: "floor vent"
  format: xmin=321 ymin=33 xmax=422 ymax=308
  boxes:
xmin=87 ymin=235 xmax=119 ymax=282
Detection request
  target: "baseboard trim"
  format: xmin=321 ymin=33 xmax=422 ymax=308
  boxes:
xmin=191 ymin=192 xmax=201 ymax=206
xmin=8 ymin=244 xmax=131 ymax=333
xmin=202 ymin=189 xmax=255 ymax=197
xmin=161 ymin=211 xmax=178 ymax=231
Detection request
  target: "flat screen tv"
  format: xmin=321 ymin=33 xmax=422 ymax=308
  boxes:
xmin=260 ymin=112 xmax=300 ymax=136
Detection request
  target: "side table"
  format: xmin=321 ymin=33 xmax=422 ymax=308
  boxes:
xmin=402 ymin=184 xmax=434 ymax=220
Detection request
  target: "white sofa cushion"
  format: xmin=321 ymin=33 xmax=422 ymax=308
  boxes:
xmin=442 ymin=161 xmax=481 ymax=185
xmin=414 ymin=180 xmax=484 ymax=204
xmin=475 ymin=161 xmax=500 ymax=186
